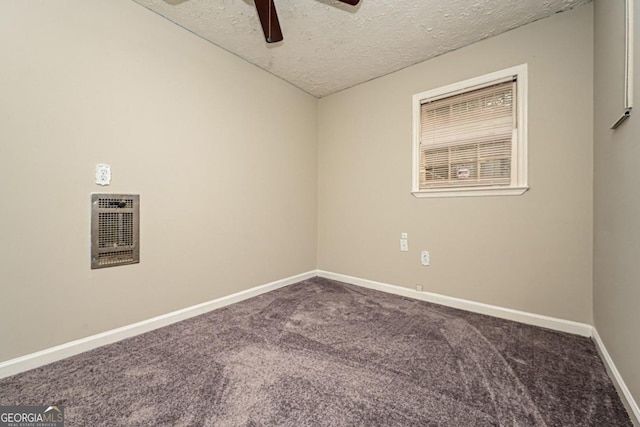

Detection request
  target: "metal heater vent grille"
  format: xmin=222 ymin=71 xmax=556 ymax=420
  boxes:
xmin=98 ymin=197 xmax=135 ymax=209
xmin=91 ymin=194 xmax=139 ymax=269
xmin=98 ymin=250 xmax=135 ymax=265
xmin=98 ymin=213 xmax=134 ymax=248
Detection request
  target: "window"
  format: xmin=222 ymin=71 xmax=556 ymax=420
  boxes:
xmin=412 ymin=64 xmax=528 ymax=198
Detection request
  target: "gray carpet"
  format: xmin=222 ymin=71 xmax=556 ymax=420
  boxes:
xmin=0 ymin=277 xmax=632 ymax=426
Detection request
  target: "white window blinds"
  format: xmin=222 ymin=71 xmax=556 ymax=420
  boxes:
xmin=419 ymin=80 xmax=516 ymax=189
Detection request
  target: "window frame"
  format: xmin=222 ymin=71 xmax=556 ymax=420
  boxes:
xmin=412 ymin=64 xmax=529 ymax=198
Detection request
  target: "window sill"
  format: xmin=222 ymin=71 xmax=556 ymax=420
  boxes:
xmin=412 ymin=186 xmax=529 ymax=198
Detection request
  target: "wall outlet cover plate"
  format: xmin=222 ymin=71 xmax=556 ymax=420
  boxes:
xmin=95 ymin=164 xmax=111 ymax=186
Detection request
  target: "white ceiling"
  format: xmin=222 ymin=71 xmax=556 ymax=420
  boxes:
xmin=132 ymin=0 xmax=590 ymax=98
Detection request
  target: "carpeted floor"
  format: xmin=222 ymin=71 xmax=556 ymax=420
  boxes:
xmin=0 ymin=277 xmax=632 ymax=426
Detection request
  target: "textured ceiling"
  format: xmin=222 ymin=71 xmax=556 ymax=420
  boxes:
xmin=132 ymin=0 xmax=590 ymax=97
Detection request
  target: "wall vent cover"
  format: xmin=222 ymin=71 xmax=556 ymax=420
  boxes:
xmin=91 ymin=193 xmax=139 ymax=269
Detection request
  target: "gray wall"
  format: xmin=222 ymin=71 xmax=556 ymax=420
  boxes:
xmin=0 ymin=0 xmax=318 ymax=361
xmin=594 ymin=0 xmax=640 ymax=408
xmin=318 ymin=4 xmax=594 ymax=323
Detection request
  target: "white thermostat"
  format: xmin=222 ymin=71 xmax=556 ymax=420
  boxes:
xmin=95 ymin=164 xmax=111 ymax=186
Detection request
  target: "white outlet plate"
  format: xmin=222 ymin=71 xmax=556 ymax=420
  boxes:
xmin=95 ymin=164 xmax=111 ymax=186
xmin=421 ymin=250 xmax=430 ymax=266
xmin=401 ymin=232 xmax=408 ymax=239
xmin=400 ymin=239 xmax=408 ymax=252
xmin=416 ymin=284 xmax=423 ymax=292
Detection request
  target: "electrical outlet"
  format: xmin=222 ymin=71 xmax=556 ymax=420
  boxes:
xmin=95 ymin=164 xmax=111 ymax=186
xmin=400 ymin=239 xmax=408 ymax=252
xmin=416 ymin=284 xmax=423 ymax=292
xmin=421 ymin=250 xmax=430 ymax=266
xmin=401 ymin=232 xmax=408 ymax=239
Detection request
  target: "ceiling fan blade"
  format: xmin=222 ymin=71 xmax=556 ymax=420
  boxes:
xmin=254 ymin=0 xmax=283 ymax=43
xmin=336 ymin=0 xmax=360 ymax=5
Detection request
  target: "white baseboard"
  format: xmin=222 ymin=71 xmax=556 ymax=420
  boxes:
xmin=592 ymin=328 xmax=640 ymax=426
xmin=0 ymin=270 xmax=317 ymax=380
xmin=317 ymin=270 xmax=593 ymax=337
